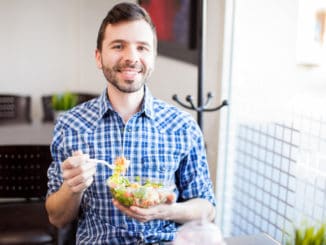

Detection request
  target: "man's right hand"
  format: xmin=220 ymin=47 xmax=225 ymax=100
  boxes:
xmin=61 ymin=151 xmax=96 ymax=193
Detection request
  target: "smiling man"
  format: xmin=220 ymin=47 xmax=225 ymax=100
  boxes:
xmin=45 ymin=2 xmax=216 ymax=244
xmin=96 ymin=18 xmax=155 ymax=94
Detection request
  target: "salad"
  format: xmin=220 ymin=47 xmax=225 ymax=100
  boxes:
xmin=107 ymin=156 xmax=176 ymax=208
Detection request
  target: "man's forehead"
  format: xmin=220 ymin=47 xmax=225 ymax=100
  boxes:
xmin=104 ymin=20 xmax=154 ymax=41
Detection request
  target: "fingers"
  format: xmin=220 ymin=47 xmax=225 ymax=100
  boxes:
xmin=61 ymin=151 xmax=96 ymax=194
xmin=68 ymin=176 xmax=94 ymax=193
xmin=112 ymin=199 xmax=165 ymax=222
xmin=81 ymin=161 xmax=96 ymax=174
xmin=130 ymin=204 xmax=171 ymax=222
xmin=67 ymin=154 xmax=90 ymax=168
xmin=112 ymin=200 xmax=146 ymax=222
xmin=63 ymin=165 xmax=95 ymax=186
xmin=63 ymin=167 xmax=95 ymax=193
xmin=61 ymin=154 xmax=87 ymax=171
xmin=72 ymin=150 xmax=83 ymax=156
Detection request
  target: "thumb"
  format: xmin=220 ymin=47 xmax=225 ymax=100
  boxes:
xmin=73 ymin=150 xmax=83 ymax=156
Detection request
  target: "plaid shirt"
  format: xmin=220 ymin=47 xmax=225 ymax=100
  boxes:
xmin=47 ymin=85 xmax=216 ymax=244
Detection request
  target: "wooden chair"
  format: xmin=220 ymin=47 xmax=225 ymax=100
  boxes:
xmin=41 ymin=93 xmax=98 ymax=122
xmin=0 ymin=145 xmax=57 ymax=245
xmin=0 ymin=95 xmax=31 ymax=124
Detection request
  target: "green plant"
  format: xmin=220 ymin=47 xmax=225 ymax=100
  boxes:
xmin=286 ymin=222 xmax=326 ymax=245
xmin=51 ymin=92 xmax=78 ymax=111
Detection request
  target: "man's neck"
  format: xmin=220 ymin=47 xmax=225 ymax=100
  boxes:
xmin=107 ymin=85 xmax=144 ymax=123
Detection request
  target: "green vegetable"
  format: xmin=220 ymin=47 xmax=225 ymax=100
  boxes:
xmin=112 ymin=187 xmax=134 ymax=206
xmin=143 ymin=179 xmax=162 ymax=188
xmin=133 ymin=187 xmax=146 ymax=199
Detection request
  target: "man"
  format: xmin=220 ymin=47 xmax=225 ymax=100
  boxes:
xmin=46 ymin=2 xmax=216 ymax=244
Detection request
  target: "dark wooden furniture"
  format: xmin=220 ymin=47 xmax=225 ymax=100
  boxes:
xmin=41 ymin=93 xmax=98 ymax=122
xmin=0 ymin=122 xmax=78 ymax=245
xmin=75 ymin=93 xmax=98 ymax=104
xmin=0 ymin=94 xmax=31 ymax=124
xmin=0 ymin=145 xmax=57 ymax=244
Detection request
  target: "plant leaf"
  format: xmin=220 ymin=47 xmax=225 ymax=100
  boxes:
xmin=296 ymin=228 xmax=303 ymax=245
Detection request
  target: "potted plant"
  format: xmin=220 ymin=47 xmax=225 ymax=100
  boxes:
xmin=51 ymin=92 xmax=78 ymax=120
xmin=285 ymin=222 xmax=326 ymax=245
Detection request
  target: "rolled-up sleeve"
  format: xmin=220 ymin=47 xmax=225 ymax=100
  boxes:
xmin=46 ymin=122 xmax=66 ymax=197
xmin=176 ymin=123 xmax=216 ymax=206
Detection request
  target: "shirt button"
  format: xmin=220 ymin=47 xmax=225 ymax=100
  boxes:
xmin=127 ymin=127 xmax=132 ymax=132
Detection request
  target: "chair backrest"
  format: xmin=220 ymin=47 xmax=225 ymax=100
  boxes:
xmin=41 ymin=96 xmax=53 ymax=122
xmin=0 ymin=145 xmax=52 ymax=199
xmin=76 ymin=93 xmax=98 ymax=104
xmin=0 ymin=95 xmax=31 ymax=124
xmin=41 ymin=92 xmax=98 ymax=122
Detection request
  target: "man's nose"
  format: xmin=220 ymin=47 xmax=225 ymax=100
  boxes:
xmin=123 ymin=46 xmax=139 ymax=62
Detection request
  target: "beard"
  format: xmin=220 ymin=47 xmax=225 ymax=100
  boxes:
xmin=101 ymin=60 xmax=152 ymax=93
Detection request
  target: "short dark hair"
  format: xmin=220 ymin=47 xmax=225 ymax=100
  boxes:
xmin=96 ymin=2 xmax=157 ymax=51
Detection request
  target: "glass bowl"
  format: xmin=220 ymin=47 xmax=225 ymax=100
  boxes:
xmin=107 ymin=176 xmax=176 ymax=208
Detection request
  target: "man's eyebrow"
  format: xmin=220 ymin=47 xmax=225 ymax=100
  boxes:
xmin=108 ymin=39 xmax=125 ymax=45
xmin=108 ymin=40 xmax=151 ymax=47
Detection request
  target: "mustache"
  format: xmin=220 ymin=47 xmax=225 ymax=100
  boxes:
xmin=113 ymin=62 xmax=143 ymax=72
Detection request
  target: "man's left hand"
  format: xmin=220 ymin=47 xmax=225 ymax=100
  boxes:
xmin=112 ymin=199 xmax=174 ymax=222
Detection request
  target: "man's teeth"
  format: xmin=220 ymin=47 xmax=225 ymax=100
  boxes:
xmin=121 ymin=69 xmax=140 ymax=73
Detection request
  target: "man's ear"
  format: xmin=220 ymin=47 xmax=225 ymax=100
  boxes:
xmin=95 ymin=49 xmax=103 ymax=69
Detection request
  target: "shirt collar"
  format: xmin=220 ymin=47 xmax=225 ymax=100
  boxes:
xmin=141 ymin=85 xmax=154 ymax=119
xmin=98 ymin=88 xmax=112 ymax=118
xmin=98 ymin=85 xmax=155 ymax=120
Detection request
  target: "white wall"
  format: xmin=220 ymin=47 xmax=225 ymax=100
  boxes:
xmin=0 ymin=0 xmax=79 ymax=120
xmin=0 ymin=0 xmax=224 ymax=187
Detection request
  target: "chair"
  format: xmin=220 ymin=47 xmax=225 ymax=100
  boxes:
xmin=0 ymin=145 xmax=57 ymax=245
xmin=75 ymin=93 xmax=98 ymax=104
xmin=0 ymin=95 xmax=31 ymax=124
xmin=41 ymin=93 xmax=98 ymax=122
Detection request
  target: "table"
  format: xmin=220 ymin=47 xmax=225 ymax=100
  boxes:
xmin=0 ymin=122 xmax=54 ymax=145
xmin=225 ymin=233 xmax=280 ymax=245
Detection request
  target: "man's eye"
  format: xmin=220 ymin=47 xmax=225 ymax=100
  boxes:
xmin=138 ymin=46 xmax=148 ymax=51
xmin=112 ymin=44 xmax=123 ymax=49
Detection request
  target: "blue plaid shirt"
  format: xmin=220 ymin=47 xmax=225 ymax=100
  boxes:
xmin=47 ymin=85 xmax=216 ymax=244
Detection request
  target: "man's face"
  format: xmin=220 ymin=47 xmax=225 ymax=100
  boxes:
xmin=95 ymin=20 xmax=156 ymax=93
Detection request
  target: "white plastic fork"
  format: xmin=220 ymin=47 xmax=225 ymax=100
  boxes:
xmin=88 ymin=158 xmax=114 ymax=169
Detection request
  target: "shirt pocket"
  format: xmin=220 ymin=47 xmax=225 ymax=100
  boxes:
xmin=140 ymin=154 xmax=179 ymax=180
